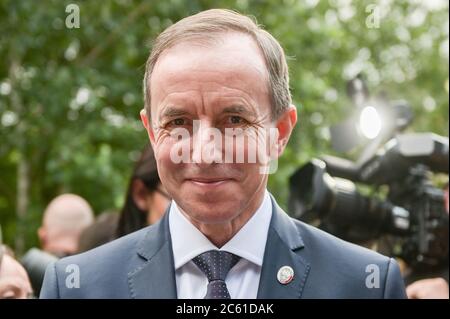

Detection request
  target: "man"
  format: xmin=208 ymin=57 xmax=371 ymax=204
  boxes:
xmin=38 ymin=194 xmax=94 ymax=257
xmin=0 ymin=245 xmax=33 ymax=299
xmin=407 ymin=278 xmax=449 ymax=299
xmin=41 ymin=9 xmax=406 ymax=298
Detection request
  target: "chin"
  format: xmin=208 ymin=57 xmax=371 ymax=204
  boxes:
xmin=182 ymin=199 xmax=241 ymax=225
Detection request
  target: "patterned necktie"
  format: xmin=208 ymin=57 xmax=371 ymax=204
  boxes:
xmin=192 ymin=250 xmax=241 ymax=299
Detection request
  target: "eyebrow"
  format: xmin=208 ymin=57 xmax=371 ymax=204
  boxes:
xmin=158 ymin=107 xmax=190 ymax=121
xmin=221 ymin=105 xmax=253 ymax=117
xmin=158 ymin=104 xmax=253 ymax=121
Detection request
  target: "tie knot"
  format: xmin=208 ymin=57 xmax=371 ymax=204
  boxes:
xmin=192 ymin=250 xmax=240 ymax=282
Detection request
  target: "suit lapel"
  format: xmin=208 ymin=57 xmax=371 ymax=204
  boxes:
xmin=257 ymin=196 xmax=311 ymax=298
xmin=127 ymin=196 xmax=310 ymax=299
xmin=128 ymin=206 xmax=177 ymax=298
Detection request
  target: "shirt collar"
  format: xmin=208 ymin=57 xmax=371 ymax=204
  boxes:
xmin=169 ymin=190 xmax=272 ymax=270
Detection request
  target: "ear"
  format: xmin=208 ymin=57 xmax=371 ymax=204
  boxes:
xmin=38 ymin=227 xmax=46 ymax=246
xmin=131 ymin=179 xmax=152 ymax=212
xmin=274 ymin=105 xmax=297 ymax=157
xmin=140 ymin=109 xmax=155 ymax=145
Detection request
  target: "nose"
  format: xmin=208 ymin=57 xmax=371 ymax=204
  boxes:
xmin=191 ymin=119 xmax=223 ymax=165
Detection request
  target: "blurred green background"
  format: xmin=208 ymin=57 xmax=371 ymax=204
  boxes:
xmin=0 ymin=0 xmax=448 ymax=255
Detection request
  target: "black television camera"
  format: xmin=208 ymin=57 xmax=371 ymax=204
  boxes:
xmin=288 ymin=76 xmax=449 ymax=278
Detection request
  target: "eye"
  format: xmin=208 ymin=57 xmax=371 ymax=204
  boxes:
xmin=227 ymin=116 xmax=247 ymax=125
xmin=162 ymin=117 xmax=192 ymax=131
xmin=171 ymin=118 xmax=186 ymax=126
xmin=166 ymin=118 xmax=191 ymax=127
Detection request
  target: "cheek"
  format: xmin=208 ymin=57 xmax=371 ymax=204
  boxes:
xmin=153 ymin=139 xmax=180 ymax=178
xmin=223 ymin=128 xmax=275 ymax=165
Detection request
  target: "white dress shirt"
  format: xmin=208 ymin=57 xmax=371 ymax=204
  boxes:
xmin=169 ymin=190 xmax=272 ymax=299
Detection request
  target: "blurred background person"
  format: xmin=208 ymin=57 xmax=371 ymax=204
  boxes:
xmin=406 ymin=277 xmax=449 ymax=299
xmin=38 ymin=193 xmax=94 ymax=257
xmin=116 ymin=144 xmax=170 ymax=238
xmin=20 ymin=194 xmax=94 ymax=296
xmin=78 ymin=210 xmax=119 ymax=253
xmin=0 ymin=244 xmax=33 ymax=299
xmin=77 ymin=145 xmax=170 ymax=253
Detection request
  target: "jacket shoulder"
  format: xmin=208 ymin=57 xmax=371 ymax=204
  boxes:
xmin=41 ymin=226 xmax=151 ymax=298
xmin=293 ymin=218 xmax=388 ymax=263
xmin=290 ymin=218 xmax=406 ymax=298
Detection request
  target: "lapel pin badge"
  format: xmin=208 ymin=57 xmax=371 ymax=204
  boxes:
xmin=277 ymin=266 xmax=294 ymax=285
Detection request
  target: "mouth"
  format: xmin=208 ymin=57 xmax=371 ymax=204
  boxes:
xmin=186 ymin=177 xmax=233 ymax=187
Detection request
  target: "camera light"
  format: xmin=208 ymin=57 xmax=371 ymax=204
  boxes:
xmin=359 ymin=106 xmax=382 ymax=139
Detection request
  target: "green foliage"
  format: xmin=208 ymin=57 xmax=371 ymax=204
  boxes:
xmin=0 ymin=0 xmax=448 ymax=253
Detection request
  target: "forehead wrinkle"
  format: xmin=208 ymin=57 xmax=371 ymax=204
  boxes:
xmin=151 ymin=36 xmax=270 ymax=94
xmin=158 ymin=78 xmax=265 ymax=110
xmin=157 ymin=69 xmax=268 ymax=98
xmin=203 ymin=93 xmax=260 ymax=116
xmin=155 ymin=80 xmax=263 ymax=116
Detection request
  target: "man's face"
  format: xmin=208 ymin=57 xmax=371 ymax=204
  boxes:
xmin=0 ymin=254 xmax=33 ymax=299
xmin=143 ymin=33 xmax=281 ymax=226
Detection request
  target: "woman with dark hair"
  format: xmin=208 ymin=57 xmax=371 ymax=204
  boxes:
xmin=116 ymin=144 xmax=171 ymax=238
xmin=78 ymin=145 xmax=170 ymax=252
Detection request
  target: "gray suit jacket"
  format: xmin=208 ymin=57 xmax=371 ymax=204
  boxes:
xmin=40 ymin=196 xmax=406 ymax=298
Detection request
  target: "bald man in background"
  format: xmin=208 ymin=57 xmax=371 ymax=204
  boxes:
xmin=38 ymin=194 xmax=94 ymax=257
